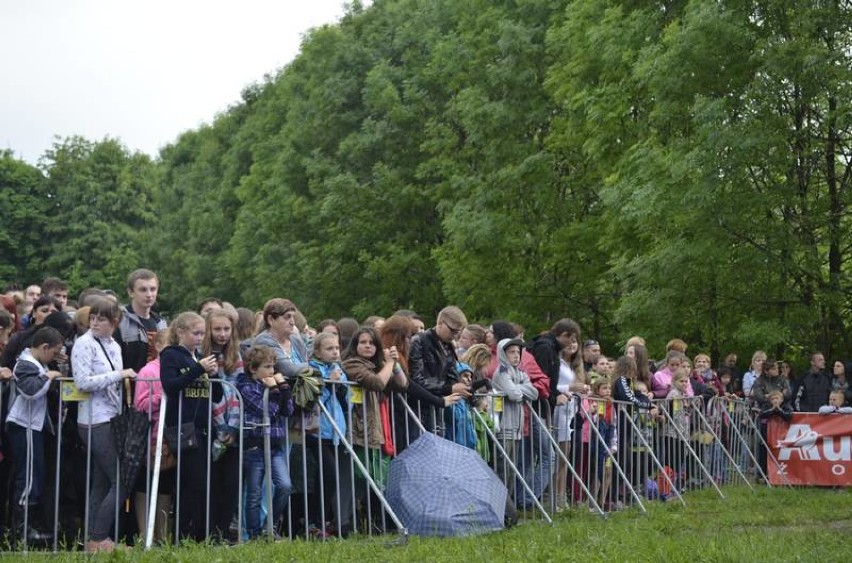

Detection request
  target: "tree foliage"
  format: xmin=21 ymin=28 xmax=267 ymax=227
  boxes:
xmin=3 ymin=0 xmax=852 ymax=362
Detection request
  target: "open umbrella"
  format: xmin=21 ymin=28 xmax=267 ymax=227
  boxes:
xmin=385 ymin=432 xmax=507 ymax=537
xmin=111 ymin=379 xmax=150 ymax=509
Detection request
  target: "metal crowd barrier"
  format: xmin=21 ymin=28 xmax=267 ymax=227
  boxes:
xmin=1 ymin=375 xmax=799 ymax=553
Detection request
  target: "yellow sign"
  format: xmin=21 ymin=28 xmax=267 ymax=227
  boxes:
xmin=61 ymin=381 xmax=90 ymax=402
xmin=493 ymin=396 xmax=503 ymax=413
xmin=351 ymin=385 xmax=364 ymax=405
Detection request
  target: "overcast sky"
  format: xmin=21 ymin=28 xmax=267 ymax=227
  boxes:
xmin=1 ymin=0 xmax=356 ymax=164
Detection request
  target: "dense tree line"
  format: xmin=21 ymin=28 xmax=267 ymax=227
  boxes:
xmin=2 ymin=0 xmax=850 ymax=361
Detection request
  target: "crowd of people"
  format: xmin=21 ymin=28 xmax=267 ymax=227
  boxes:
xmin=0 ymin=269 xmax=849 ymax=551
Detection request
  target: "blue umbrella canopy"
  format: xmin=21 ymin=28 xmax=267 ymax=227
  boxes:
xmin=386 ymin=432 xmax=506 ymax=537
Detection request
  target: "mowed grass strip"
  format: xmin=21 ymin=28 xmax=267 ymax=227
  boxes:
xmin=33 ymin=487 xmax=852 ymax=562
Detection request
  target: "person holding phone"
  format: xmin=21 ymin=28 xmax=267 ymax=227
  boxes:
xmin=160 ymin=311 xmax=222 ymax=542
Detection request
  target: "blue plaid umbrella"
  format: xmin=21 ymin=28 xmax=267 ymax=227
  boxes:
xmin=386 ymin=432 xmax=506 ymax=537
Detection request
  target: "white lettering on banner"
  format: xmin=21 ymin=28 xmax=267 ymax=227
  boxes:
xmin=777 ymin=424 xmax=821 ymax=461
xmin=823 ymin=436 xmax=852 ymax=462
xmin=777 ymin=424 xmax=852 ymax=462
xmin=833 ymin=464 xmax=847 ymax=476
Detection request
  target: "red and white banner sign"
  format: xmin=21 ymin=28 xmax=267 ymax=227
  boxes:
xmin=767 ymin=414 xmax=852 ymax=487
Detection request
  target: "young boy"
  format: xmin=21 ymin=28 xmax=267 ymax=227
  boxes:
xmin=492 ymin=339 xmax=539 ymax=489
xmin=445 ymin=363 xmax=478 ymax=450
xmin=582 ymin=377 xmax=617 ymax=510
xmin=237 ymin=345 xmax=294 ymax=539
xmin=818 ymin=390 xmax=852 ymax=414
xmin=7 ymin=326 xmax=64 ymax=543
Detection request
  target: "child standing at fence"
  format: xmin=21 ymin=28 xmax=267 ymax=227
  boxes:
xmin=7 ymin=326 xmax=63 ymax=545
xmin=612 ymin=356 xmax=657 ymax=496
xmin=665 ymin=370 xmax=692 ymax=487
xmin=582 ymin=377 xmax=617 ymax=510
xmin=237 ymin=345 xmax=294 ymax=539
xmin=306 ymin=332 xmax=353 ymax=538
xmin=160 ymin=311 xmax=222 ymax=542
xmin=204 ymin=309 xmax=244 ymax=542
xmin=492 ymin=339 xmax=539 ymax=490
xmin=134 ymin=328 xmax=175 ymax=544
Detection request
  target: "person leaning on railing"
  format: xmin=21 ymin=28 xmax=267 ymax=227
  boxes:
xmin=341 ymin=326 xmax=407 ymax=489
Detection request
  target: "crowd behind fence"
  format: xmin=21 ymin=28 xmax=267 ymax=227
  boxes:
xmin=0 ymin=375 xmax=795 ymax=553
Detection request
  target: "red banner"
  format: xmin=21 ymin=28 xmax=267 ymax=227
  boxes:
xmin=767 ymin=414 xmax=852 ymax=486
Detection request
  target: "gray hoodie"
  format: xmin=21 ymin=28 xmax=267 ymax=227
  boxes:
xmin=492 ymin=339 xmax=538 ymax=440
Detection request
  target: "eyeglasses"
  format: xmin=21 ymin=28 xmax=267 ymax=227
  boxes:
xmin=583 ymin=339 xmax=599 ymax=348
xmin=443 ymin=321 xmax=463 ymax=337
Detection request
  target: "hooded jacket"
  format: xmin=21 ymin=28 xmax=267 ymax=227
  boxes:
xmin=492 ymin=339 xmax=538 ymax=440
xmin=114 ymin=305 xmax=167 ymax=372
xmin=7 ymin=348 xmax=54 ymax=432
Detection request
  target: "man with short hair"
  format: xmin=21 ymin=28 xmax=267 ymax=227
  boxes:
xmin=41 ymin=277 xmax=69 ymax=310
xmin=795 ymin=352 xmax=831 ymax=412
xmin=582 ymin=339 xmax=601 ymax=373
xmin=24 ymin=284 xmax=41 ymax=304
xmin=114 ymin=269 xmax=167 ymax=373
xmin=408 ymin=306 xmax=469 ymax=434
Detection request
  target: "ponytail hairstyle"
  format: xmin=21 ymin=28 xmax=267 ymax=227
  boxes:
xmin=311 ymin=331 xmax=340 ymax=363
xmin=168 ymin=312 xmax=205 ymax=346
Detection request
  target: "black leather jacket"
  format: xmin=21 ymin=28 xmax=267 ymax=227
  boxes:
xmin=409 ymin=328 xmax=459 ymax=397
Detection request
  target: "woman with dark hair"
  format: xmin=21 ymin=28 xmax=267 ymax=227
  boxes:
xmin=342 ymin=327 xmax=407 ymax=490
xmin=71 ymin=298 xmax=137 ymax=553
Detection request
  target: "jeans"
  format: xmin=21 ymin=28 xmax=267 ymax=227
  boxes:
xmin=516 ymin=417 xmax=555 ymax=507
xmin=244 ymin=443 xmax=292 ymax=537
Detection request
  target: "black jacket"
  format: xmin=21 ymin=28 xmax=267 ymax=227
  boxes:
xmin=526 ymin=333 xmax=562 ymax=408
xmin=160 ymin=345 xmax=223 ymax=430
xmin=795 ymin=371 xmax=831 ymax=413
xmin=409 ymin=329 xmax=458 ymax=397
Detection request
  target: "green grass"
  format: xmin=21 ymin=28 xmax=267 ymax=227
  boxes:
xmin=12 ymin=487 xmax=852 ymax=562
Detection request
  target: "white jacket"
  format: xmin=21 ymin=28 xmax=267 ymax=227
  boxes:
xmin=72 ymin=330 xmax=124 ymax=425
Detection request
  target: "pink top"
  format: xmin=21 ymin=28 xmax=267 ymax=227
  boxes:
xmin=651 ymin=366 xmax=694 ymax=399
xmin=135 ymin=358 xmax=163 ymax=445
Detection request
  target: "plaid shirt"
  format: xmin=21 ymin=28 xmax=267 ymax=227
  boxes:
xmin=237 ymin=373 xmax=294 ymax=446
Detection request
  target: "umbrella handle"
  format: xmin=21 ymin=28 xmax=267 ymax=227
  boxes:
xmin=125 ymin=378 xmax=133 ymax=409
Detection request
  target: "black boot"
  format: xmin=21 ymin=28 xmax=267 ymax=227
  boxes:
xmin=12 ymin=505 xmax=51 ymax=546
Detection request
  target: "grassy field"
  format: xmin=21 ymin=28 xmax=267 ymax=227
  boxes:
xmin=16 ymin=486 xmax=852 ymax=562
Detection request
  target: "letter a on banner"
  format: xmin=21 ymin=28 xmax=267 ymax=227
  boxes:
xmin=768 ymin=415 xmax=852 ymax=486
